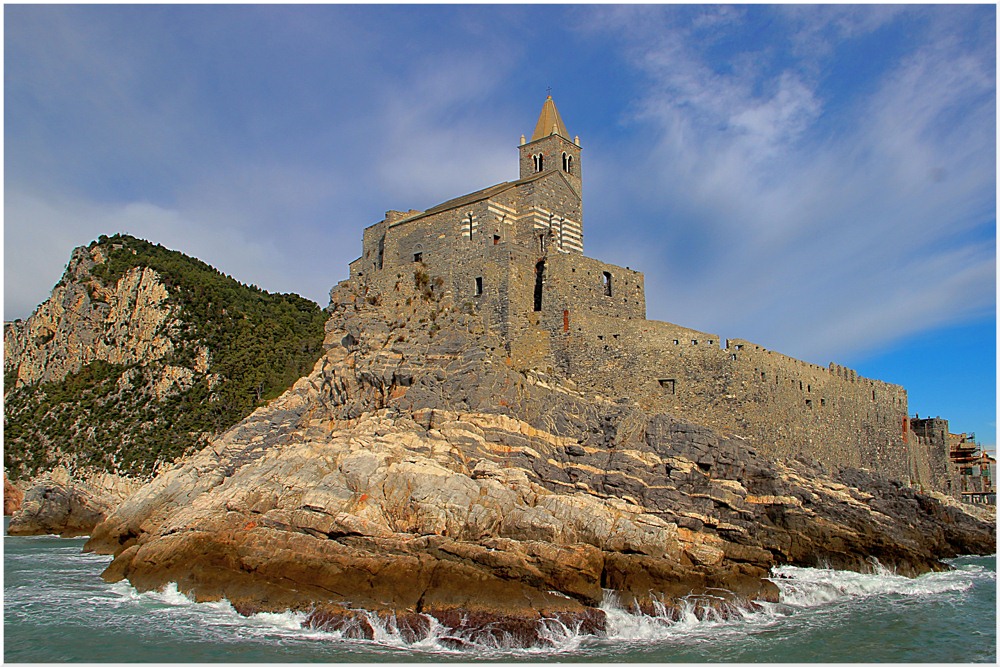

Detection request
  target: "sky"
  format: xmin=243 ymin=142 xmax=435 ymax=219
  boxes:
xmin=4 ymin=4 xmax=996 ymax=449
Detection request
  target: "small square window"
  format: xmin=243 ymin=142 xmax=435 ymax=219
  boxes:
xmin=413 ymin=252 xmax=422 ymax=262
xmin=658 ymin=378 xmax=676 ymax=394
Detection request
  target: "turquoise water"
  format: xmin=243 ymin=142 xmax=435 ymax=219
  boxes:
xmin=3 ymin=517 xmax=996 ymax=662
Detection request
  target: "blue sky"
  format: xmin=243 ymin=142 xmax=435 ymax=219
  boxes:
xmin=4 ymin=4 xmax=996 ymax=448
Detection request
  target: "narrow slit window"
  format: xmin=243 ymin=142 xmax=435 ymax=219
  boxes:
xmin=602 ymin=271 xmax=613 ymax=297
xmin=475 ymin=276 xmax=483 ymax=296
xmin=534 ymin=260 xmax=545 ymax=311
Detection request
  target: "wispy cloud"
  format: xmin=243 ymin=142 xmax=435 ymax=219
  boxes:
xmin=5 ymin=5 xmax=994 ymax=369
xmin=581 ymin=5 xmax=995 ymax=363
xmin=4 ymin=6 xmax=526 ymax=318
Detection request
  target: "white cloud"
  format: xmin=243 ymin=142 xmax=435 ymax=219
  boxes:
xmin=580 ymin=7 xmax=995 ymax=365
xmin=2 ymin=188 xmax=331 ymax=320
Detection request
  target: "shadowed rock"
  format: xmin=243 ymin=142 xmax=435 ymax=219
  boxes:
xmin=83 ymin=280 xmax=996 ymax=646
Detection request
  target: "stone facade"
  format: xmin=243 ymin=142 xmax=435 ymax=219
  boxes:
xmin=340 ymin=96 xmax=946 ymax=493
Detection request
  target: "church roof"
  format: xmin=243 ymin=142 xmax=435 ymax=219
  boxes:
xmin=389 ymin=170 xmax=557 ymax=227
xmin=530 ymin=95 xmax=570 ymax=141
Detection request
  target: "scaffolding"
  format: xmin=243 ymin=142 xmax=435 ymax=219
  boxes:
xmin=949 ymin=432 xmax=996 ymax=504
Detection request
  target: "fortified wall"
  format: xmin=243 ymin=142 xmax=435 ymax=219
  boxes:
xmin=341 ymin=95 xmax=947 ymax=494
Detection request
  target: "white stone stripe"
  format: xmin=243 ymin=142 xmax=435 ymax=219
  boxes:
xmin=460 ymin=214 xmax=480 ymax=238
xmin=489 ymin=201 xmax=518 ymax=215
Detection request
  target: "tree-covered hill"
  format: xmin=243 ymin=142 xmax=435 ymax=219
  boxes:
xmin=4 ymin=234 xmax=328 ymax=480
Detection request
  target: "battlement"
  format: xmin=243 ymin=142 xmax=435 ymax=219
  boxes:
xmin=337 ymin=94 xmax=958 ymax=496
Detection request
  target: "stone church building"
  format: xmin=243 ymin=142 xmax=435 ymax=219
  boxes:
xmin=347 ymin=96 xmax=957 ymax=495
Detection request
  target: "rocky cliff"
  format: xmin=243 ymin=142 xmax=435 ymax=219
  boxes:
xmin=4 ymin=234 xmax=328 ymax=482
xmin=85 ymin=272 xmax=996 ymax=646
xmin=4 ymin=243 xmax=185 ymax=388
xmin=4 ymin=474 xmax=24 ymax=515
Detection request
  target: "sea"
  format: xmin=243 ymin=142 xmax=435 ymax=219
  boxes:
xmin=3 ymin=516 xmax=996 ymax=663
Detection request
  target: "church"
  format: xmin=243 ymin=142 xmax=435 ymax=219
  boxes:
xmin=349 ymin=94 xmax=645 ymax=346
xmin=347 ymin=96 xmax=958 ymax=496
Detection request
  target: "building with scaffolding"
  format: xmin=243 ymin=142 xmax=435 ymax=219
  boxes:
xmin=910 ymin=418 xmax=995 ymax=503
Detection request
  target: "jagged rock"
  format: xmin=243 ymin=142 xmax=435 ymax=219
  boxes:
xmin=9 ymin=480 xmax=114 ymax=537
xmin=4 ymin=474 xmax=24 ymax=515
xmin=82 ymin=281 xmax=994 ymax=645
xmin=6 ymin=467 xmax=140 ymax=536
xmin=3 ymin=235 xmax=327 ymax=481
xmin=4 ymin=246 xmax=184 ymax=388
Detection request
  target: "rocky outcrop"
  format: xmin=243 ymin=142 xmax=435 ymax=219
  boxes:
xmin=4 ymin=474 xmax=24 ymax=515
xmin=4 ymin=244 xmax=195 ymax=388
xmin=8 ymin=468 xmax=141 ymax=537
xmin=4 ymin=235 xmax=327 ymax=481
xmin=85 ymin=278 xmax=996 ymax=646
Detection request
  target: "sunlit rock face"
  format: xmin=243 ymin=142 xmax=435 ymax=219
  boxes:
xmin=85 ymin=278 xmax=996 ymax=646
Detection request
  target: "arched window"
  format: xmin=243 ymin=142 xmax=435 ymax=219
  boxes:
xmin=562 ymin=152 xmax=573 ymax=173
xmin=533 ymin=153 xmax=544 ymax=172
xmin=602 ymin=271 xmax=612 ymax=297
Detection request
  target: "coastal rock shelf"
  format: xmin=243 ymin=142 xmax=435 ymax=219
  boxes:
xmin=84 ymin=282 xmax=996 ymax=645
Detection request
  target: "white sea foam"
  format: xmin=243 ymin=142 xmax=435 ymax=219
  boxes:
xmin=90 ymin=561 xmax=991 ymax=656
xmin=769 ymin=561 xmax=981 ymax=609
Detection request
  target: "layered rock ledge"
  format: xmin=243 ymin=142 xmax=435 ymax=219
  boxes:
xmin=84 ymin=281 xmax=996 ymax=646
xmin=8 ymin=468 xmax=142 ymax=537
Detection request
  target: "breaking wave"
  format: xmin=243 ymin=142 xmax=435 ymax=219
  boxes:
xmin=4 ymin=523 xmax=992 ymax=662
xmin=86 ymin=557 xmax=993 ymax=658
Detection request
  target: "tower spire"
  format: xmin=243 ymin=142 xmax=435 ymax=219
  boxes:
xmin=531 ymin=95 xmax=570 ymax=141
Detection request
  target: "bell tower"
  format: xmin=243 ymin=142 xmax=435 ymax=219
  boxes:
xmin=518 ymin=95 xmax=582 ymax=196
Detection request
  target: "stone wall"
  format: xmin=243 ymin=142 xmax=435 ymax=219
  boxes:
xmin=909 ymin=418 xmax=961 ymax=494
xmin=545 ymin=308 xmax=929 ymax=487
xmin=337 ymin=117 xmax=955 ymax=494
xmin=518 ymin=132 xmax=582 ymax=198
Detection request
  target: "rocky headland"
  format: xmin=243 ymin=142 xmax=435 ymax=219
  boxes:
xmin=83 ymin=276 xmax=996 ymax=646
xmin=4 ymin=234 xmax=327 ymax=485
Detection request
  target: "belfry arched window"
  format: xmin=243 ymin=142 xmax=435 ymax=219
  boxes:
xmin=533 ymin=153 xmax=544 ymax=173
xmin=562 ymin=152 xmax=573 ymax=174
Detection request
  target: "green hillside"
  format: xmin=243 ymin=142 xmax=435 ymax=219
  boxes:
xmin=4 ymin=234 xmax=328 ymax=479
